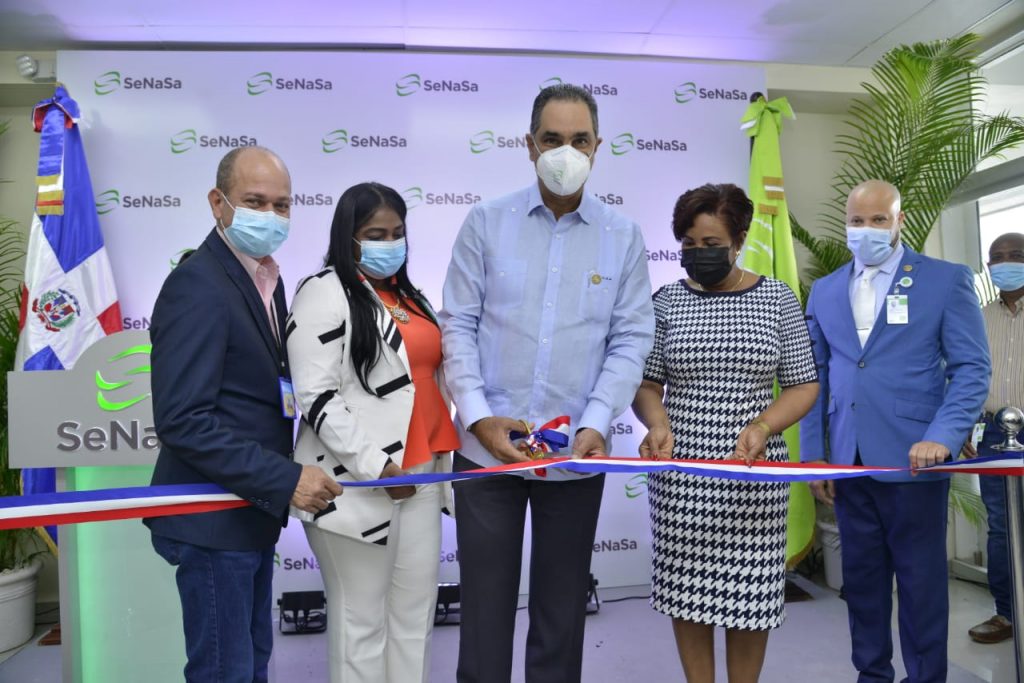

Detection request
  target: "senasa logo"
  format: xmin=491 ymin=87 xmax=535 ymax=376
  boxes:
xmin=95 ymin=188 xmax=181 ymax=212
xmin=247 ymin=70 xmax=334 ymax=96
xmin=247 ymin=71 xmax=274 ymax=95
xmin=675 ymin=81 xmax=748 ymax=103
xmin=403 ymin=186 xmax=481 ymax=209
xmin=402 ymin=186 xmax=424 ymax=209
xmin=396 ymin=72 xmax=479 ymax=96
xmin=396 ymin=73 xmax=421 ymax=96
xmin=610 ymin=132 xmax=687 ymax=155
xmin=93 ymin=70 xmax=181 ymax=95
xmin=596 ymin=193 xmax=624 ymax=206
xmin=95 ymin=343 xmax=152 ymax=412
xmin=697 ymin=85 xmax=749 ymax=101
xmin=539 ymin=75 xmax=618 ymax=96
xmin=647 ymin=248 xmax=682 ymax=262
xmin=291 ymin=192 xmax=334 ymax=206
xmin=94 ymin=70 xmax=121 ymax=95
xmin=469 ymin=130 xmax=526 ymax=154
xmin=624 ymin=473 xmax=648 ymax=499
xmin=321 ymin=128 xmax=407 ymax=153
xmin=171 ymin=129 xmax=257 ymax=154
xmin=674 ymin=81 xmax=698 ymax=104
xmin=169 ymin=248 xmax=194 ymax=270
xmin=593 ymin=537 xmax=640 ymax=552
xmin=95 ymin=189 xmax=120 ymax=215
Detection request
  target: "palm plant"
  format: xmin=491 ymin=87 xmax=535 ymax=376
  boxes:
xmin=791 ymin=35 xmax=1024 ymax=531
xmin=0 ymin=120 xmax=43 ymax=571
xmin=792 ymin=34 xmax=1024 ymax=287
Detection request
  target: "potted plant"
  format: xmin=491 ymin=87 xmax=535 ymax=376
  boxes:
xmin=790 ymin=34 xmax=1024 ymax=527
xmin=0 ymin=119 xmax=46 ymax=652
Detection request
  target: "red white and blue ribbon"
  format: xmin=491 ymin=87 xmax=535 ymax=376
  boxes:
xmin=2 ymin=453 xmax=1022 ymax=531
xmin=509 ymin=415 xmax=571 ymax=457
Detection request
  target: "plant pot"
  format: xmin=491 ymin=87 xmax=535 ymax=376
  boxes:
xmin=0 ymin=559 xmax=42 ymax=652
xmin=816 ymin=520 xmax=843 ymax=591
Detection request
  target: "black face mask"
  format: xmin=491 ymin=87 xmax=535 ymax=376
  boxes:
xmin=681 ymin=246 xmax=733 ymax=287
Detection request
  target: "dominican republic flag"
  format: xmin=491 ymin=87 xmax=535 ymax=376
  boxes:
xmin=15 ymin=86 xmax=122 ymax=546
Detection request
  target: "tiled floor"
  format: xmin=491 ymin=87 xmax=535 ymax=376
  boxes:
xmin=0 ymin=575 xmax=1016 ymax=682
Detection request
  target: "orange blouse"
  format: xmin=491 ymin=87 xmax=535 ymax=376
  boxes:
xmin=376 ymin=289 xmax=460 ymax=467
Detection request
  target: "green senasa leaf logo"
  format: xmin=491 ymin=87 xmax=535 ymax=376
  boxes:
xmin=402 ymin=186 xmax=424 ymax=209
xmin=95 ymin=344 xmax=152 ymax=412
xmin=610 ymin=132 xmax=636 ymax=156
xmin=170 ymin=248 xmax=194 ymax=269
xmin=674 ymin=81 xmax=698 ymax=104
xmin=94 ymin=70 xmax=122 ymax=96
xmin=95 ymin=189 xmax=120 ymax=215
xmin=247 ymin=71 xmax=273 ymax=96
xmin=321 ymin=129 xmax=349 ymax=153
xmin=539 ymin=76 xmax=563 ymax=90
xmin=170 ymin=128 xmax=198 ymax=154
xmin=396 ymin=73 xmax=422 ymax=97
xmin=624 ymin=473 xmax=648 ymax=499
xmin=469 ymin=130 xmax=495 ymax=154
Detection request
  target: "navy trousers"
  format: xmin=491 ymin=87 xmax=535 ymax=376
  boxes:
xmin=834 ymin=476 xmax=950 ymax=683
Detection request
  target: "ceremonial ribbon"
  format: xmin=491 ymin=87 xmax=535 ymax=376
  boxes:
xmin=2 ymin=453 xmax=1022 ymax=531
xmin=509 ymin=415 xmax=571 ymax=458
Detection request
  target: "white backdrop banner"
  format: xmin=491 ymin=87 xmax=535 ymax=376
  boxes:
xmin=57 ymin=50 xmax=764 ymax=599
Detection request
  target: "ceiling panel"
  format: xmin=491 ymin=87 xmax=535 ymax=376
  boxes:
xmin=139 ymin=0 xmax=406 ymax=28
xmin=404 ymin=0 xmax=673 ymax=33
xmin=0 ymin=0 xmax=1021 ymax=69
xmin=845 ymin=0 xmax=1015 ymax=65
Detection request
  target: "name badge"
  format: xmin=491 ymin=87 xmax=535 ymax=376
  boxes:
xmin=279 ymin=378 xmax=297 ymax=420
xmin=886 ymin=295 xmax=908 ymax=325
xmin=971 ymin=422 xmax=986 ymax=450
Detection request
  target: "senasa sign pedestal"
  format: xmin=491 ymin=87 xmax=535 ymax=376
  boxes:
xmin=9 ymin=331 xmax=185 ymax=683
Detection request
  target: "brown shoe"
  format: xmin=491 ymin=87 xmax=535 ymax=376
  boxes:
xmin=969 ymin=615 xmax=1013 ymax=644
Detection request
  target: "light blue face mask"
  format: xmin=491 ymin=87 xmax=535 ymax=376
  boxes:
xmin=356 ymin=238 xmax=407 ymax=279
xmin=219 ymin=191 xmax=290 ymax=258
xmin=990 ymin=262 xmax=1024 ymax=292
xmin=846 ymin=226 xmax=896 ymax=266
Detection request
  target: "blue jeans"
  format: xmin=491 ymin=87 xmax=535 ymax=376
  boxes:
xmin=979 ymin=421 xmax=1014 ymax=621
xmin=152 ymin=534 xmax=275 ymax=683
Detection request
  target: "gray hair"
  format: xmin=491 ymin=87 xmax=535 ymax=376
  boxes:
xmin=530 ymin=83 xmax=599 ymax=137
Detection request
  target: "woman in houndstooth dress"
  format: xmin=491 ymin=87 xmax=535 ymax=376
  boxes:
xmin=633 ymin=184 xmax=819 ymax=682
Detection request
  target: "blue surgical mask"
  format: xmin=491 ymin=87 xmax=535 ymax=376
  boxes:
xmin=356 ymin=238 xmax=407 ymax=279
xmin=990 ymin=262 xmax=1024 ymax=292
xmin=219 ymin=191 xmax=290 ymax=258
xmin=846 ymin=226 xmax=896 ymax=266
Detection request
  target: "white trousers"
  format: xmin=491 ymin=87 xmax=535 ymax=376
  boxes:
xmin=304 ymin=473 xmax=441 ymax=683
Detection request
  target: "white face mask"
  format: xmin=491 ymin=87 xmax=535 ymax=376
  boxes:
xmin=532 ymin=140 xmax=593 ymax=197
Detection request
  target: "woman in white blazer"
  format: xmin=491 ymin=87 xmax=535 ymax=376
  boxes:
xmin=286 ymin=182 xmax=459 ymax=683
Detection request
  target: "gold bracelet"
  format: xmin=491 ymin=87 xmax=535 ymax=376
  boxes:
xmin=750 ymin=419 xmax=772 ymax=436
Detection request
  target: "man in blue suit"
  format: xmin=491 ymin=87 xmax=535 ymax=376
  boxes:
xmin=801 ymin=180 xmax=990 ymax=683
xmin=147 ymin=146 xmax=342 ymax=682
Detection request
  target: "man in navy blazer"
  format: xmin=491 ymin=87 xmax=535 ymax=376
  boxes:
xmin=801 ymin=180 xmax=990 ymax=683
xmin=146 ymin=146 xmax=341 ymax=682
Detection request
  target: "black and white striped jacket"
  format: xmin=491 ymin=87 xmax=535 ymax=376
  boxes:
xmin=286 ymin=267 xmax=453 ymax=545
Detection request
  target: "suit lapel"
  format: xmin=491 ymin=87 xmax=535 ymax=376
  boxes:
xmin=206 ymin=229 xmax=282 ymax=368
xmin=831 ymin=262 xmax=860 ymax=349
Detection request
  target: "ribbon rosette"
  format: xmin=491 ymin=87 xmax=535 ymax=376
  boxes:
xmin=510 ymin=415 xmax=571 ymax=461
